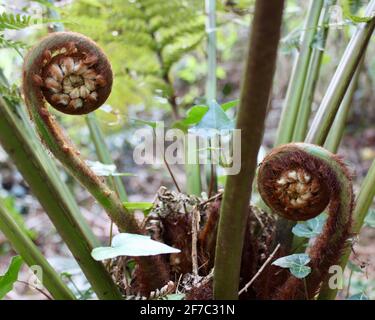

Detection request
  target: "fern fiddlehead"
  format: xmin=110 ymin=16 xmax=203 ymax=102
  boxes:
xmin=258 ymin=143 xmax=354 ymax=299
xmin=22 ymin=32 xmax=169 ymax=294
xmin=23 ymin=32 xmax=137 ymax=232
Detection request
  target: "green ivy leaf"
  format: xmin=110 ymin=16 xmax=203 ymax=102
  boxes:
xmin=221 ymin=99 xmax=239 ymax=111
xmin=347 ymin=260 xmax=363 ymax=273
xmin=91 ymin=233 xmax=180 ymax=261
xmin=165 ymin=293 xmax=185 ymax=300
xmin=347 ymin=292 xmax=369 ymax=300
xmin=174 ymin=99 xmax=238 ymax=132
xmin=0 ymin=256 xmax=23 ymax=299
xmin=272 ymin=253 xmax=311 ymax=279
xmin=191 ymin=100 xmax=234 ymax=137
xmin=86 ymin=160 xmax=135 ymax=177
xmin=364 ymin=209 xmax=375 ymax=228
xmin=123 ymin=202 xmax=153 ymax=214
xmin=180 ymin=105 xmax=209 ymax=126
xmin=292 ymin=213 xmax=328 ymax=238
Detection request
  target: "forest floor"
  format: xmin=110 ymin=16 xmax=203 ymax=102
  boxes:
xmin=0 ymin=103 xmax=374 ymax=300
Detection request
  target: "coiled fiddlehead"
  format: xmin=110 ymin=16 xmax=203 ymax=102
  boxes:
xmin=257 ymin=143 xmax=354 ymax=299
xmin=29 ymin=32 xmax=112 ymax=115
xmin=22 ymin=32 xmax=169 ymax=295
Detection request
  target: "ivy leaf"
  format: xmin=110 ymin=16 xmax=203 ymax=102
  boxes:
xmin=91 ymin=233 xmax=180 ymax=261
xmin=123 ymin=202 xmax=153 ymax=214
xmin=86 ymin=160 xmax=134 ymax=177
xmin=221 ymin=99 xmax=239 ymax=111
xmin=180 ymin=105 xmax=209 ymax=126
xmin=347 ymin=293 xmax=369 ymax=300
xmin=272 ymin=254 xmax=311 ymax=279
xmin=292 ymin=213 xmax=328 ymax=238
xmin=347 ymin=261 xmax=363 ymax=273
xmin=165 ymin=294 xmax=185 ymax=300
xmin=174 ymin=99 xmax=238 ymax=132
xmin=364 ymin=209 xmax=375 ymax=228
xmin=0 ymin=256 xmax=23 ymax=299
xmin=191 ymin=100 xmax=234 ymax=137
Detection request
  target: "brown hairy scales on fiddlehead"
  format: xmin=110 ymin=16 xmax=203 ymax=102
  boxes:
xmin=257 ymin=143 xmax=354 ymax=299
xmin=258 ymin=144 xmax=331 ymax=221
xmin=30 ymin=32 xmax=112 ymax=115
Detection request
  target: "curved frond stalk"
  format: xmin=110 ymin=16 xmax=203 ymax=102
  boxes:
xmin=0 ymin=197 xmax=76 ymax=300
xmin=213 ymin=0 xmax=285 ymax=300
xmin=0 ymin=96 xmax=122 ymax=300
xmin=85 ymin=113 xmax=128 ymax=202
xmin=23 ymin=31 xmax=138 ymax=232
xmin=22 ymin=32 xmax=170 ymax=294
xmin=319 ymin=159 xmax=375 ymax=300
xmin=275 ymin=0 xmax=324 ymax=146
xmin=258 ymin=143 xmax=354 ymax=299
xmin=306 ymin=0 xmax=375 ymax=145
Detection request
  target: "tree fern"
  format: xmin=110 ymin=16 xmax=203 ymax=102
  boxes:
xmin=0 ymin=13 xmax=34 ymax=31
xmin=0 ymin=12 xmax=38 ymax=54
xmin=61 ymin=0 xmax=205 ymax=114
xmin=0 ymin=83 xmax=21 ymax=106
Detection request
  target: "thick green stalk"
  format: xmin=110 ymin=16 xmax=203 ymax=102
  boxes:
xmin=213 ymin=0 xmax=285 ymax=300
xmin=292 ymin=62 xmax=361 ymax=254
xmin=184 ymin=136 xmax=202 ymax=195
xmin=324 ymin=64 xmax=361 ymax=153
xmin=0 ymin=96 xmax=123 ymax=299
xmin=275 ymin=0 xmax=324 ymax=145
xmin=319 ymin=159 xmax=375 ymax=300
xmin=204 ymin=0 xmax=217 ymax=195
xmin=306 ymin=0 xmax=375 ymax=145
xmin=85 ymin=113 xmax=128 ymax=201
xmin=0 ymin=198 xmax=75 ymax=300
xmin=292 ymin=0 xmax=335 ymax=141
xmin=0 ymin=69 xmax=97 ymax=247
xmin=205 ymin=0 xmax=217 ymax=102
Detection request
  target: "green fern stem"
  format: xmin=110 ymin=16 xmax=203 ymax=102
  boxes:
xmin=0 ymin=96 xmax=122 ymax=300
xmin=275 ymin=0 xmax=324 ymax=145
xmin=0 ymin=197 xmax=76 ymax=300
xmin=257 ymin=143 xmax=354 ymax=299
xmin=306 ymin=0 xmax=375 ymax=145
